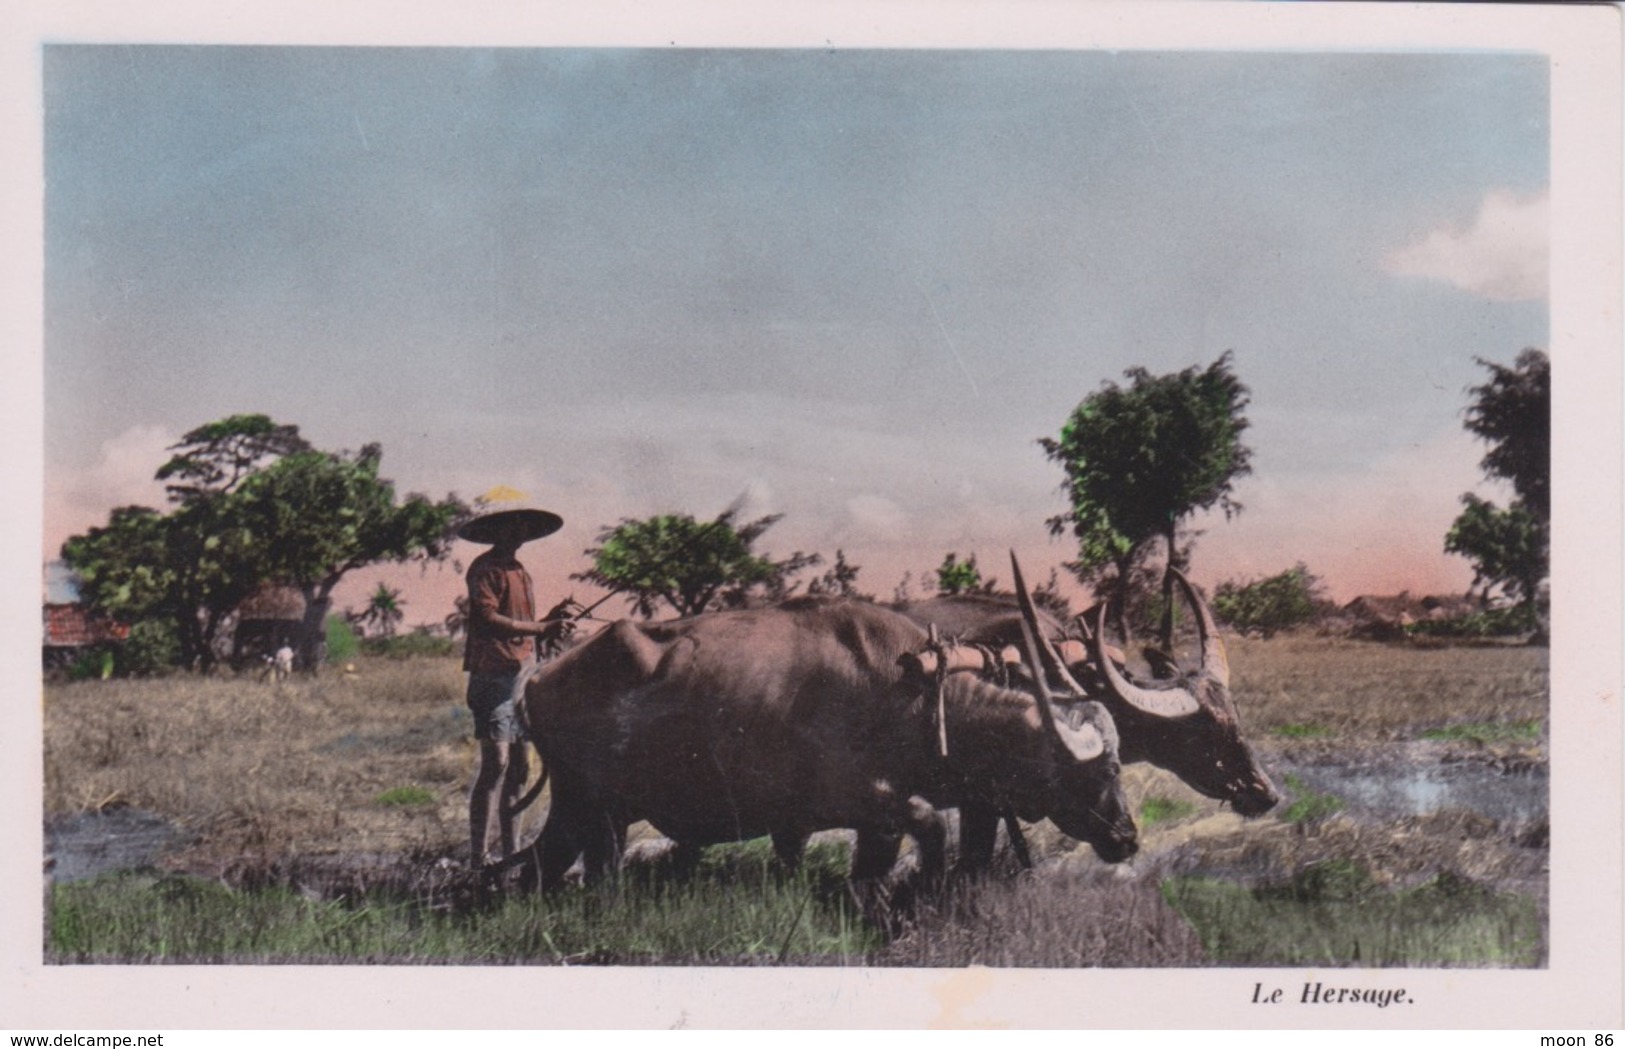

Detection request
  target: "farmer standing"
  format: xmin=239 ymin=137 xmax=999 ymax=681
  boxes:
xmin=458 ymin=486 xmax=572 ymax=870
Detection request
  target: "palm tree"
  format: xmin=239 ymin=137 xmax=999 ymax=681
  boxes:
xmin=351 ymin=583 xmax=405 ymax=639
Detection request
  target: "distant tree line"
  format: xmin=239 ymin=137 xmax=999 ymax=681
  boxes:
xmin=61 ymin=414 xmax=465 ymax=673
xmin=60 ymin=347 xmax=1547 ymax=674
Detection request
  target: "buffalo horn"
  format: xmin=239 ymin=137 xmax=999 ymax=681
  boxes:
xmin=1015 ymin=616 xmax=1103 ymax=761
xmin=1091 ymin=602 xmax=1201 ymax=719
xmin=1008 ymin=551 xmax=1090 ymax=697
xmin=1168 ymin=567 xmax=1230 ymax=688
xmin=1016 ymin=607 xmax=1063 ymax=738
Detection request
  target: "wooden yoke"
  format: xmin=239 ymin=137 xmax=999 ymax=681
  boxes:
xmin=899 ymin=643 xmax=1022 ymax=681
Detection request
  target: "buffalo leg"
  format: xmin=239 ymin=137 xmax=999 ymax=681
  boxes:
xmin=956 ymin=803 xmax=1000 ymax=874
xmin=770 ymin=828 xmax=806 ymax=870
xmin=901 ymin=796 xmax=947 ymax=883
xmin=534 ymin=772 xmax=603 ymax=891
xmin=580 ymin=813 xmax=626 ymax=884
xmin=1002 ymin=811 xmax=1033 ymax=870
xmin=537 ymin=801 xmax=584 ymax=891
xmin=850 ymin=829 xmax=904 ymax=881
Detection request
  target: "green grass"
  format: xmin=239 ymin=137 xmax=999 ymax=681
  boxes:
xmin=1162 ymin=866 xmax=1544 ymax=967
xmin=1140 ymin=795 xmax=1198 ymax=826
xmin=1270 ymin=722 xmax=1333 ymax=739
xmin=1280 ymin=774 xmax=1345 ymax=823
xmin=374 ymin=786 xmax=436 ymax=807
xmin=1418 ymin=719 xmax=1544 ymax=744
xmin=47 ymin=842 xmax=879 ymax=965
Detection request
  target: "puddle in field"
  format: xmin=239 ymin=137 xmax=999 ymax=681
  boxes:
xmin=1277 ymin=762 xmax=1547 ymax=824
xmin=45 ymin=809 xmax=190 ymax=884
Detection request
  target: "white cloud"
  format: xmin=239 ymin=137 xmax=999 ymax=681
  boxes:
xmin=44 ymin=425 xmax=176 ymax=559
xmin=842 ymin=494 xmax=910 ymax=539
xmin=1383 ymin=190 xmax=1548 ymax=302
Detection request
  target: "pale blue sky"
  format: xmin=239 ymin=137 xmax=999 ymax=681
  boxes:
xmin=43 ymin=46 xmax=1549 ymax=613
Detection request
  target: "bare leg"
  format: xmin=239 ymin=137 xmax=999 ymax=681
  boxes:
xmin=498 ymin=744 xmax=530 ymax=858
xmin=470 ymin=740 xmax=516 ymax=867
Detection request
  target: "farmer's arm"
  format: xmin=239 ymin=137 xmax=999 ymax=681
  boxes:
xmin=468 ymin=571 xmax=560 ymax=637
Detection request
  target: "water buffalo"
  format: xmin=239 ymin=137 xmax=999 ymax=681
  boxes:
xmin=887 ymin=564 xmax=1279 ymax=871
xmin=1083 ymin=568 xmax=1281 ymax=816
xmin=518 ymin=598 xmax=1136 ymax=891
xmin=901 ymin=572 xmax=1278 ymax=814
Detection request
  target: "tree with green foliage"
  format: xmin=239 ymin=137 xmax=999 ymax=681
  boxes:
xmin=1445 ymin=350 xmax=1549 ymax=636
xmin=61 ymin=501 xmax=260 ymax=671
xmin=61 ymin=415 xmax=464 ymax=672
xmin=933 ymin=552 xmax=995 ymax=596
xmin=1041 ymin=352 xmax=1252 ymax=647
xmin=806 ymin=549 xmax=870 ymax=600
xmin=1445 ymin=495 xmax=1546 ymax=626
xmin=1212 ymin=563 xmax=1327 ymax=638
xmin=1462 ymin=349 xmax=1550 ymax=521
xmin=120 ymin=619 xmax=181 ymax=676
xmin=156 ymin=414 xmax=310 ymax=504
xmin=575 ymin=510 xmax=821 ymax=618
xmin=228 ymin=443 xmax=464 ymax=667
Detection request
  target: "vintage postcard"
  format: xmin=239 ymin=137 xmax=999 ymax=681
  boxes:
xmin=4 ymin=0 xmax=1620 ymax=1032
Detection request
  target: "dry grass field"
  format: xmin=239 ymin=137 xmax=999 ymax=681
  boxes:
xmin=42 ymin=633 xmax=1549 ymax=966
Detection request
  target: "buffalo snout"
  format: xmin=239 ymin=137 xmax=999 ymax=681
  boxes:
xmin=1091 ymin=825 xmax=1140 ymax=864
xmin=1231 ymin=774 xmax=1282 ymax=818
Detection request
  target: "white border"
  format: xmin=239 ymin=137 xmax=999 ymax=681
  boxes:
xmin=3 ymin=1 xmax=1619 ymax=1031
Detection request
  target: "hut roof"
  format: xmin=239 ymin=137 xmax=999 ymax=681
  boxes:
xmin=43 ymin=604 xmax=129 ymax=646
xmin=236 ymin=585 xmax=307 ymax=621
xmin=1344 ymin=592 xmax=1474 ymax=622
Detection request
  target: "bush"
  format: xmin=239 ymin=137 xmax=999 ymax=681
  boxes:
xmin=121 ymin=620 xmax=181 ymax=676
xmin=1212 ymin=563 xmax=1327 ymax=637
xmin=67 ymin=648 xmax=117 ymax=681
xmin=361 ymin=631 xmax=456 ymax=660
xmin=325 ymin=615 xmax=360 ymax=665
xmin=1406 ymin=605 xmax=1538 ymax=639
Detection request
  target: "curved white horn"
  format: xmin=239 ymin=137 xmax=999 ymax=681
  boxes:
xmin=1009 ymin=551 xmax=1089 ymax=696
xmin=1054 ymin=718 xmax=1105 ymax=762
xmin=1168 ymin=567 xmax=1230 ymax=688
xmin=1091 ymin=603 xmax=1201 ymax=719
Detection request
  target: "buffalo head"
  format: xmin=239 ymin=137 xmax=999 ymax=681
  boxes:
xmin=1002 ymin=553 xmax=1139 ymax=861
xmin=1089 ymin=569 xmax=1280 ymax=817
xmin=1041 ymin=698 xmax=1138 ymax=862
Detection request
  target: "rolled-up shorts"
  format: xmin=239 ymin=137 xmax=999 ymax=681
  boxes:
xmin=466 ymin=663 xmax=538 ymax=743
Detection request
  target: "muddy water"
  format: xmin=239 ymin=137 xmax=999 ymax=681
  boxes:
xmin=46 ymin=809 xmax=190 ymax=884
xmin=1275 ymin=760 xmax=1548 ymax=825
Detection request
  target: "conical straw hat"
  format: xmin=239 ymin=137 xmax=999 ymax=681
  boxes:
xmin=456 ymin=485 xmax=564 ymax=544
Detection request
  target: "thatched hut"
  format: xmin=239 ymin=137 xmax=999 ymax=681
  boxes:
xmin=231 ymin=585 xmax=306 ymax=668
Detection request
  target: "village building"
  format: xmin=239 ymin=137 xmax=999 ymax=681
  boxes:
xmin=42 ymin=603 xmax=129 ymax=671
xmin=230 ymin=584 xmax=307 ymax=669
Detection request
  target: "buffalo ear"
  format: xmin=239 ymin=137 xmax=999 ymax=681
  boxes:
xmin=1054 ymin=718 xmax=1105 ymax=763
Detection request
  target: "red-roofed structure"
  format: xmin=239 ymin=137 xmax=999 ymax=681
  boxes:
xmin=43 ymin=604 xmax=129 ymax=669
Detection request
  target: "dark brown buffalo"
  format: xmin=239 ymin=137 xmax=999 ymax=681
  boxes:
xmin=519 ymin=600 xmax=1135 ymax=890
xmin=899 ymin=576 xmax=1278 ymax=812
xmin=889 ymin=567 xmax=1279 ymax=871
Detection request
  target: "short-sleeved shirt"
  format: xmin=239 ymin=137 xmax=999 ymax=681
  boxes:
xmin=463 ymin=550 xmax=537 ymax=674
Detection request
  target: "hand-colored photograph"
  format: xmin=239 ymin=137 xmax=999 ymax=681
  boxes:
xmin=10 ymin=1 xmax=1620 ymax=1032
